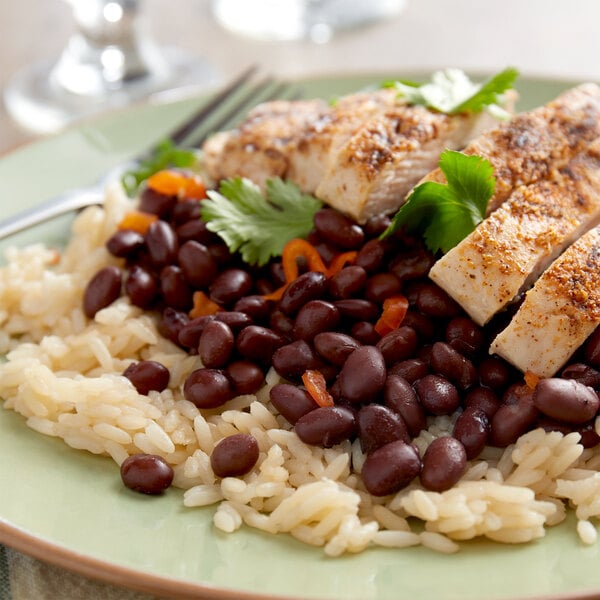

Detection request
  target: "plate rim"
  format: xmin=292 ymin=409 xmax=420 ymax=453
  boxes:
xmin=1 ymin=69 xmax=599 ymax=600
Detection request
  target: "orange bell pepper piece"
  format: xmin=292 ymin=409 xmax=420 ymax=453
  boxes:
xmin=302 ymin=370 xmax=334 ymax=407
xmin=147 ymin=169 xmax=206 ymax=200
xmin=374 ymin=295 xmax=409 ymax=336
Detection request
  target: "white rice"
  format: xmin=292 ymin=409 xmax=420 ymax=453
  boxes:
xmin=1 ymin=182 xmax=600 ymax=555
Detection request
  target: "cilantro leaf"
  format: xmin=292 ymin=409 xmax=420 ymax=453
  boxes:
xmin=200 ymin=177 xmax=323 ymax=266
xmin=386 ymin=67 xmax=518 ymax=118
xmin=121 ymin=140 xmax=198 ymax=196
xmin=380 ymin=150 xmax=495 ymax=253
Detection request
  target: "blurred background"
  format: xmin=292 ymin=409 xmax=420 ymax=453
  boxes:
xmin=1 ymin=0 xmax=600 ymax=155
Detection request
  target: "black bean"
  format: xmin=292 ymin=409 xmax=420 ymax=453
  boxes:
xmin=479 ymin=357 xmax=514 ymax=390
xmin=583 ymin=327 xmax=600 ymax=368
xmin=171 ymin=199 xmax=202 ymax=224
xmin=413 ymin=374 xmax=460 ymax=416
xmin=272 ymin=340 xmax=320 ymax=381
xmin=313 ymin=208 xmax=365 ymax=249
xmin=159 ymin=307 xmax=189 ymax=345
xmin=177 ymin=316 xmax=212 ymax=349
xmin=313 ymin=332 xmax=361 ymax=366
xmin=83 ymin=266 xmax=122 ymax=318
xmin=365 ymin=273 xmax=402 ymax=303
xmin=160 ymin=265 xmax=192 ymax=310
xmin=328 ymin=266 xmax=367 ymax=300
xmin=225 ymin=360 xmax=264 ymax=395
xmin=363 ymin=214 xmax=391 ymax=238
xmin=106 ymin=230 xmax=145 ymax=258
xmin=123 ymin=360 xmax=170 ymax=395
xmin=388 ymin=358 xmax=429 ymax=383
xmin=389 ymin=249 xmax=435 ymax=282
xmin=269 ymin=383 xmax=319 ymax=425
xmin=125 ymin=266 xmax=157 ymax=309
xmin=357 ymin=404 xmax=410 ymax=454
xmin=177 ymin=241 xmax=218 ymax=288
xmin=214 ymin=311 xmax=253 ymax=331
xmin=209 ymin=269 xmax=253 ymax=306
xmin=233 ymin=295 xmax=272 ymax=322
xmin=533 ymin=378 xmax=599 ymax=424
xmin=361 ymin=441 xmax=421 ymax=496
xmin=490 ymin=384 xmax=539 ymax=447
xmin=199 ymin=320 xmax=235 ymax=368
xmin=208 ymin=243 xmax=234 ymax=266
xmin=561 ymin=363 xmax=600 ymax=389
xmin=338 ymin=346 xmax=386 ymax=404
xmin=279 ymin=271 xmax=327 ymax=315
xmin=420 ymin=437 xmax=467 ymax=492
xmin=176 ymin=219 xmax=217 ymax=245
xmin=464 ymin=386 xmax=500 ymax=418
xmin=145 ymin=220 xmax=179 ymax=268
xmin=183 ymin=368 xmax=233 ymax=408
xmin=236 ymin=325 xmax=286 ymax=364
xmin=453 ymin=407 xmax=490 ymax=460
xmin=138 ymin=187 xmax=176 ymax=218
xmin=334 ymin=299 xmax=379 ymax=321
xmin=355 ymin=239 xmax=386 ymax=273
xmin=430 ymin=341 xmax=477 ymax=390
xmin=120 ymin=454 xmax=174 ymax=494
xmin=384 ymin=375 xmax=427 ymax=437
xmin=376 ymin=326 xmax=418 ymax=366
xmin=401 ymin=310 xmax=436 ymax=341
xmin=293 ymin=300 xmax=340 ymax=341
xmin=350 ymin=321 xmax=381 ymax=345
xmin=415 ymin=283 xmax=461 ymax=318
xmin=445 ymin=316 xmax=486 ymax=357
xmin=269 ymin=310 xmax=295 ymax=337
xmin=294 ymin=406 xmax=356 ymax=447
xmin=210 ymin=433 xmax=259 ymax=478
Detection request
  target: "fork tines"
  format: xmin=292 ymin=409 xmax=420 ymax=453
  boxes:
xmin=160 ymin=66 xmax=300 ymax=151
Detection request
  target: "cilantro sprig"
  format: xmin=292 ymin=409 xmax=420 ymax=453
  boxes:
xmin=201 ymin=177 xmax=323 ymax=266
xmin=384 ymin=67 xmax=518 ymax=118
xmin=121 ymin=140 xmax=198 ymax=196
xmin=381 ymin=150 xmax=495 ymax=253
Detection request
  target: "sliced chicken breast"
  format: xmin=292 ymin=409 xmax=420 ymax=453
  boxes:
xmin=286 ymin=88 xmax=399 ymax=193
xmin=420 ymin=83 xmax=600 ymax=214
xmin=490 ymin=225 xmax=600 ymax=377
xmin=315 ymin=105 xmax=502 ymax=223
xmin=429 ymin=140 xmax=600 ymax=326
xmin=202 ymin=98 xmax=329 ymax=189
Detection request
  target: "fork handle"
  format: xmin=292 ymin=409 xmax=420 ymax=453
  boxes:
xmin=0 ymin=188 xmax=103 ymax=240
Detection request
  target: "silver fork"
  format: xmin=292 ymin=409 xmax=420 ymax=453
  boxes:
xmin=0 ymin=66 xmax=297 ymax=240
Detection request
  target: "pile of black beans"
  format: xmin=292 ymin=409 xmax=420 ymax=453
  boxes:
xmin=85 ymin=182 xmax=600 ymax=497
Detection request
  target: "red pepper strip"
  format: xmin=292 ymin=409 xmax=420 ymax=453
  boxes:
xmin=189 ymin=291 xmax=221 ymax=319
xmin=326 ymin=251 xmax=358 ymax=277
xmin=281 ymin=238 xmax=328 ymax=283
xmin=302 ymin=370 xmax=334 ymax=407
xmin=147 ymin=169 xmax=207 ymax=200
xmin=374 ymin=295 xmax=409 ymax=336
xmin=262 ymin=285 xmax=287 ymax=301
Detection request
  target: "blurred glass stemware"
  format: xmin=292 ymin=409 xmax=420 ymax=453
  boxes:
xmin=4 ymin=0 xmax=219 ymax=135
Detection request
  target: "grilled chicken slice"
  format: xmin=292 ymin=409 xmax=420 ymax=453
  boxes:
xmin=420 ymin=83 xmax=600 ymax=214
xmin=315 ymin=105 xmax=502 ymax=223
xmin=490 ymin=226 xmax=600 ymax=377
xmin=286 ymin=88 xmax=399 ymax=193
xmin=429 ymin=140 xmax=600 ymax=326
xmin=202 ymin=98 xmax=329 ymax=189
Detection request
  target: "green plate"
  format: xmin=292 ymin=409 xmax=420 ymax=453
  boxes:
xmin=1 ymin=73 xmax=598 ymax=600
